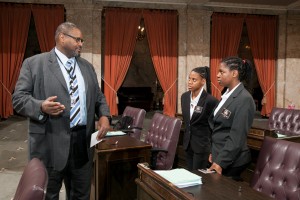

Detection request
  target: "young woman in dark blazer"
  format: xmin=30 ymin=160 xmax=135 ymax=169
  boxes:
xmin=181 ymin=67 xmax=218 ymax=170
xmin=208 ymin=56 xmax=255 ymax=180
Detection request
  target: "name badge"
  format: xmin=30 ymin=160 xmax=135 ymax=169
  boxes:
xmin=194 ymin=106 xmax=203 ymax=113
xmin=221 ymin=108 xmax=231 ymax=119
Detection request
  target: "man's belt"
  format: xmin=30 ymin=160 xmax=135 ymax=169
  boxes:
xmin=70 ymin=125 xmax=86 ymax=132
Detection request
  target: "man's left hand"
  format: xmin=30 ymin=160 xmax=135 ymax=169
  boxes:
xmin=208 ymin=162 xmax=222 ymax=174
xmin=96 ymin=116 xmax=110 ymax=140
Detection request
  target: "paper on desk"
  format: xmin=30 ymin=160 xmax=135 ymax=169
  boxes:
xmin=276 ymin=133 xmax=286 ymax=138
xmin=105 ymin=131 xmax=126 ymax=137
xmin=90 ymin=131 xmax=103 ymax=148
xmin=154 ymin=168 xmax=202 ymax=188
xmin=198 ymin=169 xmax=216 ymax=174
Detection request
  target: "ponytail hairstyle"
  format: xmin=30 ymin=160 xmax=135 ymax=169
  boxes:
xmin=191 ymin=66 xmax=212 ymax=94
xmin=221 ymin=56 xmax=253 ymax=91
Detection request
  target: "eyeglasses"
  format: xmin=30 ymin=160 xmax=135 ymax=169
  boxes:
xmin=63 ymin=33 xmax=84 ymax=43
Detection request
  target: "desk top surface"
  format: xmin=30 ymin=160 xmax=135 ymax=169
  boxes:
xmin=184 ymin=171 xmax=272 ymax=200
xmin=137 ymin=163 xmax=273 ymax=200
xmin=251 ymin=118 xmax=269 ymax=130
xmin=96 ymin=135 xmax=152 ymax=152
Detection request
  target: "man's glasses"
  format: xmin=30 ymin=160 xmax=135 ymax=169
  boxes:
xmin=63 ymin=33 xmax=84 ymax=43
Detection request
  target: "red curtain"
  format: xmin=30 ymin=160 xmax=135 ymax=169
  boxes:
xmin=210 ymin=13 xmax=244 ymax=99
xmin=32 ymin=4 xmax=64 ymax=52
xmin=143 ymin=10 xmax=178 ymax=116
xmin=0 ymin=3 xmax=31 ymax=118
xmin=104 ymin=8 xmax=142 ymax=116
xmin=246 ymin=15 xmax=276 ymax=116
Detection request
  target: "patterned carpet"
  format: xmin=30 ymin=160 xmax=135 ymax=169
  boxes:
xmin=0 ymin=112 xmax=155 ymax=172
xmin=0 ymin=115 xmax=28 ymax=172
xmin=0 ymin=115 xmax=68 ymax=200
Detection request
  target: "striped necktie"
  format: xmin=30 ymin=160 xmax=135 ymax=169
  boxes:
xmin=65 ymin=59 xmax=80 ymax=127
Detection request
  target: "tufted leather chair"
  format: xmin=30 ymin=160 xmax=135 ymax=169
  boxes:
xmin=121 ymin=106 xmax=146 ymax=140
xmin=268 ymin=107 xmax=300 ymax=135
xmin=250 ymin=136 xmax=300 ymax=200
xmin=144 ymin=112 xmax=182 ymax=170
xmin=14 ymin=158 xmax=48 ymax=200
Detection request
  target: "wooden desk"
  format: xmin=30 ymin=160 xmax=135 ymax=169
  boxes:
xmin=93 ymin=135 xmax=151 ymax=200
xmin=175 ymin=118 xmax=300 ymax=169
xmin=247 ymin=119 xmax=300 ymax=150
xmin=135 ymin=163 xmax=273 ymax=200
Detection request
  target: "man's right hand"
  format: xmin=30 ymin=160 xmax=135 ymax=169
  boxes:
xmin=41 ymin=96 xmax=65 ymax=116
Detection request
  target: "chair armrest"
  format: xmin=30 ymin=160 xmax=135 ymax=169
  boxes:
xmin=117 ymin=126 xmax=143 ymax=133
xmin=130 ymin=126 xmax=143 ymax=130
xmin=150 ymin=148 xmax=168 ymax=169
xmin=150 ymin=148 xmax=168 ymax=153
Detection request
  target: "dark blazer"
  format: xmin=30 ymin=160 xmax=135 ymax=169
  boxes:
xmin=209 ymin=84 xmax=255 ymax=169
xmin=181 ymin=90 xmax=218 ymax=153
xmin=12 ymin=49 xmax=110 ymax=171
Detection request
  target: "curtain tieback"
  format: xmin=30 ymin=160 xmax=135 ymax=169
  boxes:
xmin=162 ymin=79 xmax=178 ymax=105
xmin=211 ymin=81 xmax=222 ymax=93
xmin=164 ymin=79 xmax=177 ymax=95
xmin=262 ymin=81 xmax=275 ymax=105
xmin=101 ymin=77 xmax=118 ymax=104
xmin=0 ymin=80 xmax=12 ymax=96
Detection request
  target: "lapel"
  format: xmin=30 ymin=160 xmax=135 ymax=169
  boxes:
xmin=190 ymin=90 xmax=207 ymax=122
xmin=182 ymin=92 xmax=191 ymax=122
xmin=75 ymin=58 xmax=89 ymax=93
xmin=76 ymin=58 xmax=90 ymax=111
xmin=48 ymin=49 xmax=68 ymax=92
xmin=213 ymin=84 xmax=244 ymax=121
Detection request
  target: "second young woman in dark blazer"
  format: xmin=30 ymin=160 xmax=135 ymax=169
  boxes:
xmin=181 ymin=67 xmax=218 ymax=170
xmin=208 ymin=56 xmax=255 ymax=180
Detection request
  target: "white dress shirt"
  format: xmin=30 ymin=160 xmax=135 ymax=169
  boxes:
xmin=55 ymin=48 xmax=87 ymax=125
xmin=190 ymin=87 xmax=203 ymax=119
xmin=213 ymin=83 xmax=241 ymax=116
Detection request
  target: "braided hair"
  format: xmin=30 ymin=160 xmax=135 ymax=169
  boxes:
xmin=191 ymin=66 xmax=212 ymax=94
xmin=221 ymin=56 xmax=253 ymax=91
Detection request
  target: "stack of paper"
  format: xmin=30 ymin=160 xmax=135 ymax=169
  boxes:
xmin=154 ymin=168 xmax=202 ymax=188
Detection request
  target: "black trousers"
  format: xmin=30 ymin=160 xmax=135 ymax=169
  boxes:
xmin=185 ymin=144 xmax=210 ymax=171
xmin=46 ymin=127 xmax=92 ymax=200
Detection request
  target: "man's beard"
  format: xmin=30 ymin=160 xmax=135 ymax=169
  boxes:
xmin=72 ymin=48 xmax=81 ymax=57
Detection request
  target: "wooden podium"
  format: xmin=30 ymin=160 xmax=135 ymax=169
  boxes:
xmin=92 ymin=136 xmax=151 ymax=200
xmin=135 ymin=163 xmax=272 ymax=200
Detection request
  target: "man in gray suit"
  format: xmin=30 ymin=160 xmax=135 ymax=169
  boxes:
xmin=12 ymin=22 xmax=110 ymax=200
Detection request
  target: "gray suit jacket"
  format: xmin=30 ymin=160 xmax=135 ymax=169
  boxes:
xmin=12 ymin=49 xmax=110 ymax=171
xmin=208 ymin=84 xmax=255 ymax=169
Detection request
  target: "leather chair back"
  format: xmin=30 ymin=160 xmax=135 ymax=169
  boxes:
xmin=122 ymin=106 xmax=146 ymax=139
xmin=14 ymin=158 xmax=48 ymax=200
xmin=144 ymin=113 xmax=182 ymax=170
xmin=250 ymin=136 xmax=300 ymax=200
xmin=268 ymin=107 xmax=300 ymax=135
